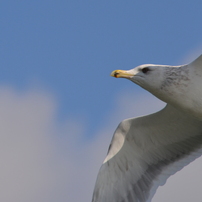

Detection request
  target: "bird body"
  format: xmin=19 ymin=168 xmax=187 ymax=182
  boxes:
xmin=92 ymin=55 xmax=202 ymax=202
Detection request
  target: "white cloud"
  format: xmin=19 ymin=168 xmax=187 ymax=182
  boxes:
xmin=0 ymin=86 xmax=201 ymax=202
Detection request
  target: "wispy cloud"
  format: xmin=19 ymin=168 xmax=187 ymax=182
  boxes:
xmin=0 ymin=85 xmax=201 ymax=202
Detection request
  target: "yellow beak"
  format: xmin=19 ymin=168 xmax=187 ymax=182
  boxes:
xmin=110 ymin=70 xmax=134 ymax=78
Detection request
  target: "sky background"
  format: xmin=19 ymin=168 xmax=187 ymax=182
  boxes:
xmin=1 ymin=1 xmax=202 ymax=201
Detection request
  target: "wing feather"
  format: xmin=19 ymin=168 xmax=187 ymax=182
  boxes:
xmin=92 ymin=105 xmax=202 ymax=202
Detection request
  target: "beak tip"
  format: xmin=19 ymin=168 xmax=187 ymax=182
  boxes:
xmin=110 ymin=70 xmax=117 ymax=78
xmin=110 ymin=69 xmax=134 ymax=79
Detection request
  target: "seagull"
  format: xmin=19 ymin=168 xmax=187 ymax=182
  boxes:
xmin=92 ymin=55 xmax=202 ymax=202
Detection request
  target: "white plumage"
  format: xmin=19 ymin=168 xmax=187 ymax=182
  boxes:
xmin=92 ymin=55 xmax=202 ymax=202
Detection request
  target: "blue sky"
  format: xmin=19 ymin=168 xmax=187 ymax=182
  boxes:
xmin=1 ymin=1 xmax=202 ymax=202
xmin=1 ymin=1 xmax=202 ymax=128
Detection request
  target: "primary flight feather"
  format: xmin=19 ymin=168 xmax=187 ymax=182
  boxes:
xmin=92 ymin=55 xmax=202 ymax=202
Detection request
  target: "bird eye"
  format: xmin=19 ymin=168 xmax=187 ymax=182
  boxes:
xmin=142 ymin=67 xmax=150 ymax=74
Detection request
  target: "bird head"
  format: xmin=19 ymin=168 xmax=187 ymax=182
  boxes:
xmin=111 ymin=64 xmax=166 ymax=93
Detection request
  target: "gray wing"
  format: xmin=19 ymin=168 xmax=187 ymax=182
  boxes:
xmin=92 ymin=105 xmax=202 ymax=202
